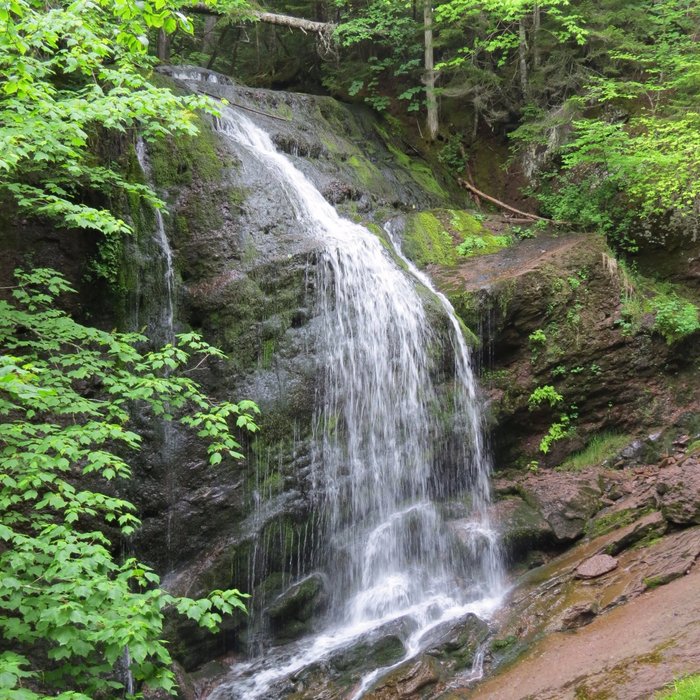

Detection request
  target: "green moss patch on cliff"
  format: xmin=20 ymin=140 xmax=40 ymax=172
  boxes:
xmin=401 ymin=208 xmax=507 ymax=268
xmin=147 ymin=113 xmax=233 ymax=189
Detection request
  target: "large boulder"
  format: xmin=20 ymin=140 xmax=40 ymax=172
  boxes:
xmin=517 ymin=472 xmax=602 ymax=542
xmin=656 ymin=457 xmax=700 ymax=525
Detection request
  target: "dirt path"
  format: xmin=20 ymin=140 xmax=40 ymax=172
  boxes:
xmin=458 ymin=565 xmax=700 ymax=699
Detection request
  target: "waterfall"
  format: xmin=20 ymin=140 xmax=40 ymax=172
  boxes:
xmin=210 ymin=106 xmax=503 ymax=697
xmin=135 ymin=139 xmax=176 ymax=344
xmin=134 ymin=140 xmax=181 ymax=572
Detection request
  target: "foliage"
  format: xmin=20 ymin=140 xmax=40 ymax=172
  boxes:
xmin=329 ymin=0 xmax=422 ymax=112
xmin=0 ymin=268 xmax=259 ymax=698
xmin=559 ymin=433 xmax=632 ymax=471
xmin=456 ymin=233 xmax=511 ymax=257
xmin=532 ymin=1 xmax=700 ymax=248
xmin=0 ymin=0 xmax=223 ymax=267
xmin=651 ymin=294 xmax=700 ymax=345
xmin=528 ymin=329 xmax=547 ymax=345
xmin=528 ymin=385 xmax=563 ymax=409
xmin=539 ymin=112 xmax=700 ymax=248
xmin=657 ymin=674 xmax=700 ymax=700
xmin=617 ymin=268 xmax=700 ymax=344
xmin=539 ymin=414 xmax=571 ymax=454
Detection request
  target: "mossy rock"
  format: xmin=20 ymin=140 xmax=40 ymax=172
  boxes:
xmin=401 ymin=209 xmax=507 ymax=268
xmin=266 ymin=573 xmax=327 ymax=627
xmin=147 ymin=114 xmax=233 ymax=189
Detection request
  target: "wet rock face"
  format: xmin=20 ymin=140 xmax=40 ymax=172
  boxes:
xmin=430 ymin=233 xmax=698 ymax=470
xmin=517 ymin=472 xmax=602 ymax=543
xmin=488 ymin=495 xmax=555 ymax=562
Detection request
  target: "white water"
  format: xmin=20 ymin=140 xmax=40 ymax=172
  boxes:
xmin=135 ymin=139 xmax=176 ymax=343
xmin=210 ymin=107 xmax=503 ymax=698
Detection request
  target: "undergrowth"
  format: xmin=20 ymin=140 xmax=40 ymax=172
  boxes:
xmin=558 ymin=433 xmax=632 ymax=471
xmin=656 ymin=674 xmax=700 ymax=699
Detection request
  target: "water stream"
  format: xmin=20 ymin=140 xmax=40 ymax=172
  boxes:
xmin=208 ymin=106 xmax=504 ymax=697
xmin=135 ymin=139 xmax=176 ymax=344
xmin=134 ymin=141 xmax=181 ymax=573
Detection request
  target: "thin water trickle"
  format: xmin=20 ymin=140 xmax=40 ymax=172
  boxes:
xmin=209 ymin=106 xmax=503 ymax=698
xmin=135 ymin=139 xmax=176 ymax=344
xmin=135 ymin=140 xmax=180 ymax=573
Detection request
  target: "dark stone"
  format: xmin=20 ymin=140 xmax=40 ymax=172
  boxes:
xmin=517 ymin=472 xmax=602 ymax=543
xmin=423 ymin=612 xmax=490 ymax=671
xmin=488 ymin=496 xmax=555 ymax=561
xmin=605 ymin=511 xmax=668 ymax=556
xmin=326 ymin=618 xmax=415 ymax=675
xmin=266 ymin=573 xmax=329 ymax=642
xmin=365 ymin=657 xmax=441 ymax=699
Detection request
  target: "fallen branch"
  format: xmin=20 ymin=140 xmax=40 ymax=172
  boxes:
xmin=198 ymin=89 xmax=291 ymax=122
xmin=457 ymin=178 xmax=569 ymax=225
xmin=188 ymin=5 xmax=335 ymax=34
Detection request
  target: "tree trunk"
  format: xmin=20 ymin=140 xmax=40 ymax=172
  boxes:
xmin=188 ymin=5 xmax=334 ymax=34
xmin=424 ymin=1 xmax=438 ymax=141
xmin=202 ymin=14 xmax=218 ymax=55
xmin=518 ymin=18 xmax=529 ymax=97
xmin=157 ymin=29 xmax=170 ymax=62
xmin=532 ymin=2 xmax=541 ymax=69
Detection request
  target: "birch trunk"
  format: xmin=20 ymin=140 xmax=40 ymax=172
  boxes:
xmin=424 ymin=1 xmax=438 ymax=141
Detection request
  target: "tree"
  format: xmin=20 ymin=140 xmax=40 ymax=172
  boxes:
xmin=529 ymin=0 xmax=700 ymax=248
xmin=0 ymin=1 xmax=261 ymax=696
xmin=0 ymin=269 xmax=259 ymax=698
xmin=0 ymin=0 xmax=218 ymax=241
xmin=423 ymin=0 xmax=439 ymax=140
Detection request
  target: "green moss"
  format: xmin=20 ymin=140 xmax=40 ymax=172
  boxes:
xmin=384 ymin=142 xmax=446 ymax=198
xmin=402 ymin=208 xmax=511 ymax=268
xmin=491 ymin=635 xmax=518 ymax=651
xmin=457 ymin=233 xmax=512 ymax=257
xmin=260 ymin=470 xmax=283 ymax=495
xmin=586 ymin=507 xmax=638 ymax=538
xmin=261 ymin=338 xmax=276 ymax=369
xmin=148 ymin=114 xmax=229 ymax=189
xmin=450 ymin=210 xmax=486 ymax=236
xmin=346 ymin=154 xmax=382 ymax=189
xmin=402 ymin=211 xmax=458 ymax=267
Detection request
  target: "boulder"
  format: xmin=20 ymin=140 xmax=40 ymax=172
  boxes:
xmin=605 ymin=510 xmax=667 ymax=556
xmin=656 ymin=458 xmax=700 ymax=525
xmin=559 ymin=601 xmax=599 ymax=630
xmin=518 ymin=472 xmax=602 ymax=542
xmin=575 ymin=554 xmax=618 ymax=579
xmin=488 ymin=496 xmax=555 ymax=561
xmin=365 ymin=657 xmax=441 ymax=699
xmin=325 ymin=617 xmax=415 ymax=675
xmin=266 ymin=573 xmax=328 ymax=643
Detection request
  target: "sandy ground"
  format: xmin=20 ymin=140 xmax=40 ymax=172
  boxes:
xmin=455 ymin=565 xmax=700 ymax=700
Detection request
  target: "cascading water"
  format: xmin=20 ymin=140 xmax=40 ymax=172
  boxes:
xmin=135 ymin=139 xmax=176 ymax=344
xmin=134 ymin=140 xmax=181 ymax=571
xmin=209 ymin=105 xmax=503 ymax=697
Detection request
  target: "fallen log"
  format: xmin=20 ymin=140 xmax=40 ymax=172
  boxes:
xmin=188 ymin=5 xmax=335 ymax=34
xmin=457 ymin=178 xmax=569 ymax=225
xmin=197 ymin=89 xmax=292 ymax=122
